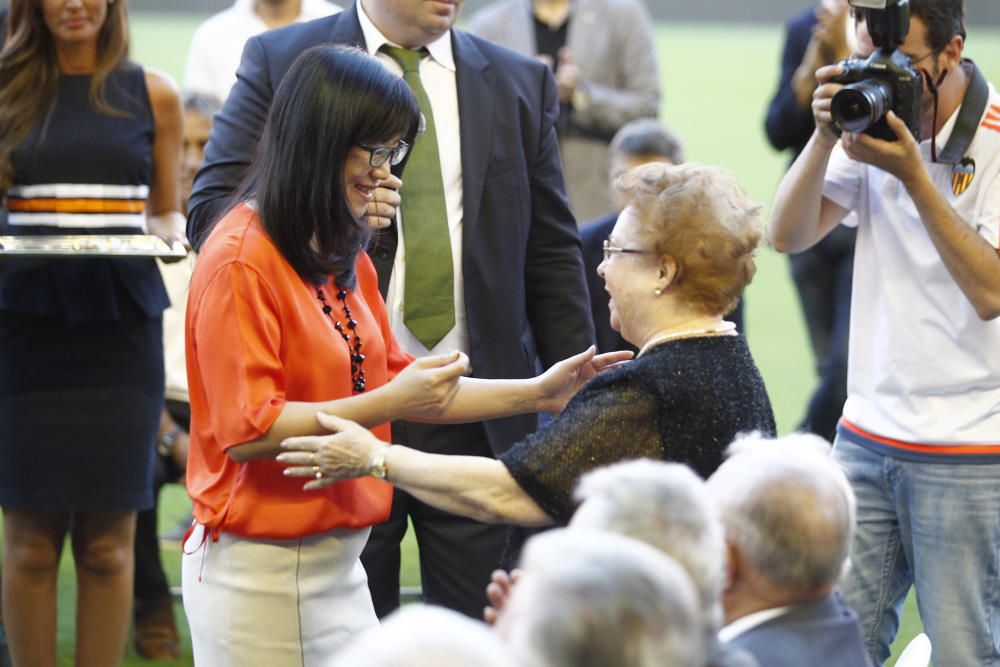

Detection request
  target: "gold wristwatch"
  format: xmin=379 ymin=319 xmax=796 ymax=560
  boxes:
xmin=368 ymin=445 xmax=389 ymax=480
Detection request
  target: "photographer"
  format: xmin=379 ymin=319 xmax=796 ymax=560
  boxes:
xmin=769 ymin=1 xmax=1000 ymax=665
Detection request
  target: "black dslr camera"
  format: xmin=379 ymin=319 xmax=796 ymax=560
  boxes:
xmin=830 ymin=0 xmax=923 ymax=141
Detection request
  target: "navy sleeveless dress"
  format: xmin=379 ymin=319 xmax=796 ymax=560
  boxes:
xmin=0 ymin=64 xmax=169 ymax=511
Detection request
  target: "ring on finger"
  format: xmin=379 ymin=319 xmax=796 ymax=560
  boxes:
xmin=312 ymin=465 xmax=323 ymax=479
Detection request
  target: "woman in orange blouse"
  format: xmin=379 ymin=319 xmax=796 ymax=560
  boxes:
xmin=182 ymin=45 xmax=621 ymax=666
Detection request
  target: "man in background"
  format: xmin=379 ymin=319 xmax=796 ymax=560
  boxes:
xmin=467 ymin=0 xmax=660 ymax=220
xmin=132 ymin=91 xmax=223 ymax=661
xmin=764 ymin=0 xmax=855 ymax=442
xmin=496 ymin=529 xmax=703 ymax=667
xmin=708 ymin=433 xmax=870 ymax=667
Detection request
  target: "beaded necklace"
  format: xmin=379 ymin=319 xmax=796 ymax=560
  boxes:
xmin=316 ymin=286 xmax=366 ymax=393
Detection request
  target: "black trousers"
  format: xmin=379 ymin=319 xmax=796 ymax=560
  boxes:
xmin=134 ymin=400 xmax=189 ymax=603
xmin=789 ymin=224 xmax=855 ymax=442
xmin=361 ymin=421 xmax=512 ymax=619
xmin=134 ymin=455 xmax=170 ymax=602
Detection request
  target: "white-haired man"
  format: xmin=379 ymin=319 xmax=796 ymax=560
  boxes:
xmin=570 ymin=459 xmax=758 ymax=667
xmin=707 ymin=433 xmax=871 ymax=667
xmin=495 ymin=528 xmax=703 ymax=667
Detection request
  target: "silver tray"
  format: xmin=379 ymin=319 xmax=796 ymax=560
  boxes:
xmin=0 ymin=234 xmax=187 ymax=259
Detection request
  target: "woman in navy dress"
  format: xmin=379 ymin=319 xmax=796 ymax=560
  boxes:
xmin=0 ymin=1 xmax=183 ymax=664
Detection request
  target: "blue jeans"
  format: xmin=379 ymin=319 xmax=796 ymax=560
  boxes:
xmin=832 ymin=437 xmax=1000 ymax=666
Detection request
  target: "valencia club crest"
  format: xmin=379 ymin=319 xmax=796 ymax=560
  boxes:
xmin=951 ymin=158 xmax=975 ymax=196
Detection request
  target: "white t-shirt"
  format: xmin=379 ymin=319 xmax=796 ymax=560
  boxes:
xmin=183 ymin=0 xmax=341 ymax=102
xmin=823 ymin=74 xmax=1000 ymax=447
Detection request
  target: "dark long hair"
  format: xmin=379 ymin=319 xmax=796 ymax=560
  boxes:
xmin=238 ymin=44 xmax=420 ymax=288
xmin=0 ymin=0 xmax=130 ymax=196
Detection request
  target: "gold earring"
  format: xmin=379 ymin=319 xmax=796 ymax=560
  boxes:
xmin=654 ymin=288 xmax=663 ymax=296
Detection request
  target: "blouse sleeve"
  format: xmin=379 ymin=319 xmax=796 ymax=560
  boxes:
xmin=190 ymin=261 xmax=287 ymax=450
xmin=498 ymin=371 xmax=661 ymax=523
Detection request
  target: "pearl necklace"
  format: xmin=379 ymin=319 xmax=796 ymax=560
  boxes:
xmin=637 ymin=321 xmax=737 ymax=358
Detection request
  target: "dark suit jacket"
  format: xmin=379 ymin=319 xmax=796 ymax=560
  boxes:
xmin=764 ymin=8 xmax=821 ymax=163
xmin=186 ymin=3 xmax=594 ymax=455
xmin=726 ymin=595 xmax=873 ymax=667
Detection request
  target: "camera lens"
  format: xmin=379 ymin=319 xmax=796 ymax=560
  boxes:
xmin=831 ymin=79 xmax=893 ymax=133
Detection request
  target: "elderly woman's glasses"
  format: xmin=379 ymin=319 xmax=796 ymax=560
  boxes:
xmin=603 ymin=239 xmax=651 ymax=261
xmin=359 ymin=140 xmax=410 ymax=168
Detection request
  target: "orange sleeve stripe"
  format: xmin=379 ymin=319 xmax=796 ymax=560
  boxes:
xmin=982 ymin=121 xmax=1000 ymax=133
xmin=841 ymin=419 xmax=1000 ymax=454
xmin=7 ymin=198 xmax=146 ymax=214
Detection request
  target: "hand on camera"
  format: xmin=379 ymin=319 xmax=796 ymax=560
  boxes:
xmin=812 ymin=64 xmax=846 ymax=146
xmin=841 ymin=111 xmax=922 ymax=183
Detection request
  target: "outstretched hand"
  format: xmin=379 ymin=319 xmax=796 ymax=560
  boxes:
xmin=536 ymin=345 xmax=633 ymax=414
xmin=387 ymin=350 xmax=470 ymax=420
xmin=277 ymin=413 xmax=385 ymax=491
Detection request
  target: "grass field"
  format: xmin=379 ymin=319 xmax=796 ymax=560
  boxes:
xmin=5 ymin=11 xmax=1000 ymax=666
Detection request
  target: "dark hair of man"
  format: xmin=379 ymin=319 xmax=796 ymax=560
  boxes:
xmin=0 ymin=0 xmax=131 ymax=195
xmin=611 ymin=119 xmax=685 ymax=164
xmin=182 ymin=91 xmax=222 ymax=119
xmin=237 ymin=45 xmax=419 ymax=288
xmin=909 ymin=0 xmax=965 ymax=53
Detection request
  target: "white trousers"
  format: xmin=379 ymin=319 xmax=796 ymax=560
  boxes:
xmin=182 ymin=523 xmax=378 ymax=667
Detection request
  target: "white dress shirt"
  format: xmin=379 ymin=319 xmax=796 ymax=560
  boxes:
xmin=357 ymin=3 xmax=469 ymax=358
xmin=184 ymin=0 xmax=341 ymax=102
xmin=718 ymin=606 xmax=793 ymax=643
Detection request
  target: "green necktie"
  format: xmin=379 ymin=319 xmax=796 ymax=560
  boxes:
xmin=381 ymin=46 xmax=455 ymax=349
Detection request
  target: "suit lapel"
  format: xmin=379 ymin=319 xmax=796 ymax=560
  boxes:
xmin=330 ymin=3 xmax=366 ymax=46
xmin=453 ymin=30 xmax=495 ymax=247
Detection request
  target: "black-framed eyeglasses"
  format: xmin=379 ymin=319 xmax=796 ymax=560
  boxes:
xmin=602 ymin=239 xmax=651 ymax=261
xmin=359 ymin=140 xmax=410 ymax=168
xmin=904 ymin=50 xmax=936 ymax=67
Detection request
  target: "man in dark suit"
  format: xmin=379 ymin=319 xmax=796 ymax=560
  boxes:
xmin=764 ymin=0 xmax=855 ymax=443
xmin=707 ymin=433 xmax=872 ymax=667
xmin=186 ymin=0 xmax=594 ymax=619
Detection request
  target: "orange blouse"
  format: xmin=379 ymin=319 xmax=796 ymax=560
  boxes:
xmin=185 ymin=204 xmax=411 ymax=540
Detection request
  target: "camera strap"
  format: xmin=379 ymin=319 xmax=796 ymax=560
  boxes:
xmin=930 ymin=60 xmax=989 ymax=164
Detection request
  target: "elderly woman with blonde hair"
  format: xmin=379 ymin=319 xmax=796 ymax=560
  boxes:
xmin=279 ymin=162 xmax=776 ymax=526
